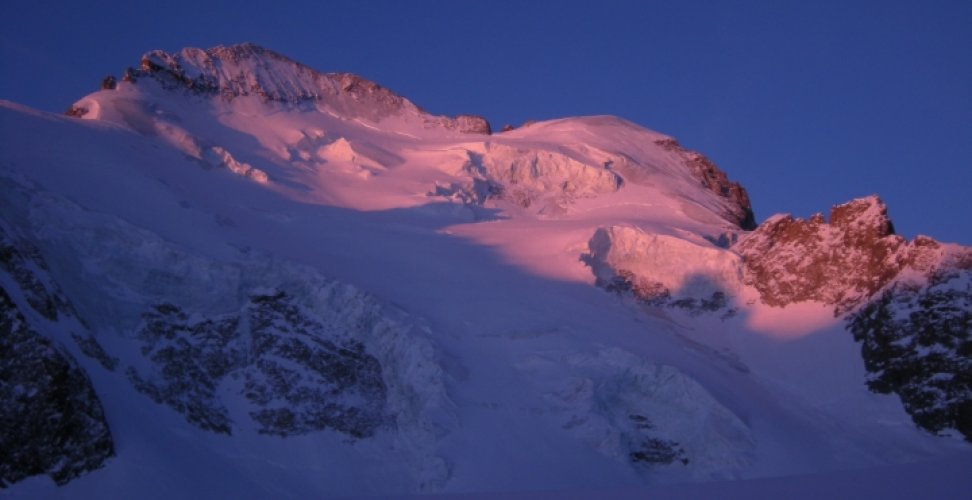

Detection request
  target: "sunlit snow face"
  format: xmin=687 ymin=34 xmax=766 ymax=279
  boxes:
xmin=743 ymin=300 xmax=841 ymax=340
xmin=3 ymin=38 xmax=967 ymax=497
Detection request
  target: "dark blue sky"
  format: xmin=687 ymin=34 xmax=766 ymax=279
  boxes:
xmin=3 ymin=1 xmax=970 ymax=244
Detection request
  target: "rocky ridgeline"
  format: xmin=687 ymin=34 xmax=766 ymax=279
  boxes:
xmin=587 ymin=196 xmax=970 ymax=441
xmin=734 ymin=196 xmax=952 ymax=314
xmin=72 ymin=43 xmax=491 ymax=135
xmin=734 ymin=196 xmax=971 ymax=440
xmin=654 ymin=138 xmax=755 ymax=230
xmin=128 ymin=290 xmax=388 ymax=437
xmin=136 ymin=43 xmax=403 ymax=105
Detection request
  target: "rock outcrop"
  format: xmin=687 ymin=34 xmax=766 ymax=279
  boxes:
xmin=453 ymin=114 xmax=492 ymax=135
xmin=1 ymin=223 xmax=77 ymax=322
xmin=0 ymin=222 xmax=115 ymax=488
xmin=85 ymin=42 xmax=491 ymax=135
xmin=734 ymin=196 xmax=952 ymax=314
xmin=734 ymin=195 xmax=972 ymax=439
xmin=0 ymin=288 xmax=113 ymax=487
xmin=128 ymin=291 xmax=388 ymax=437
xmin=847 ymin=267 xmax=972 ymax=441
xmin=654 ymin=138 xmax=755 ymax=230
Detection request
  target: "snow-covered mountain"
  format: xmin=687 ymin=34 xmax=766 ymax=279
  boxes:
xmin=1 ymin=43 xmax=969 ymax=497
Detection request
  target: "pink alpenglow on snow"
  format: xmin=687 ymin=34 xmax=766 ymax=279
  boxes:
xmin=0 ymin=43 xmax=969 ymax=498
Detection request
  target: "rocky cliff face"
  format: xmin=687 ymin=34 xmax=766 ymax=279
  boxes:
xmin=452 ymin=114 xmax=492 ymax=135
xmin=128 ymin=291 xmax=388 ymax=437
xmin=733 ymin=196 xmax=971 ymax=440
xmin=0 ymin=225 xmax=114 ymax=488
xmin=136 ymin=43 xmax=406 ymax=106
xmin=1 ymin=223 xmax=77 ymax=323
xmin=586 ymin=195 xmax=971 ymax=442
xmin=847 ymin=268 xmax=972 ymax=441
xmin=0 ymin=289 xmax=114 ymax=487
xmin=0 ymin=161 xmax=458 ymax=489
xmin=585 ymin=196 xmax=963 ymax=318
xmin=654 ymin=138 xmax=755 ymax=230
xmin=734 ymin=196 xmax=951 ymax=314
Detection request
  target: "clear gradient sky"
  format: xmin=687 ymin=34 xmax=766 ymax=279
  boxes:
xmin=2 ymin=0 xmax=970 ymax=244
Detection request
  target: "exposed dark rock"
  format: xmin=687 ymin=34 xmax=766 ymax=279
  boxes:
xmin=847 ymin=269 xmax=972 ymax=441
xmin=64 ymin=105 xmax=88 ymax=118
xmin=128 ymin=291 xmax=388 ymax=438
xmin=243 ymin=291 xmax=386 ymax=437
xmin=629 ymin=439 xmax=689 ymax=466
xmin=72 ymin=333 xmax=118 ymax=372
xmin=129 ymin=43 xmax=488 ymax=135
xmin=602 ymin=269 xmax=671 ymax=305
xmin=0 ymin=287 xmax=113 ymax=487
xmin=453 ymin=114 xmax=491 ymax=135
xmin=127 ymin=303 xmax=240 ymax=434
xmin=654 ymin=138 xmax=755 ymax=230
xmin=734 ymin=196 xmax=947 ymax=314
xmin=100 ymin=75 xmax=116 ymax=90
xmin=625 ymin=415 xmax=689 ymax=467
xmin=136 ymin=43 xmax=408 ymax=108
xmin=0 ymin=224 xmax=113 ymax=372
xmin=736 ymin=195 xmax=972 ymax=440
xmin=0 ymin=225 xmax=75 ymax=321
xmin=601 ymin=269 xmax=736 ymax=318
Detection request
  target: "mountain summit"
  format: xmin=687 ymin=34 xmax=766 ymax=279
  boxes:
xmin=0 ymin=43 xmax=968 ymax=496
xmin=72 ymin=42 xmax=491 ymax=134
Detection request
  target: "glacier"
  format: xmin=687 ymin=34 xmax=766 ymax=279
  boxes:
xmin=0 ymin=43 xmax=969 ymax=497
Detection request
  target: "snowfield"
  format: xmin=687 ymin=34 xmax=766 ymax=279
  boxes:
xmin=1 ymin=44 xmax=969 ymax=498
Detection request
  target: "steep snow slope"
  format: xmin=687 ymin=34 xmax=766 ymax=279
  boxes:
xmin=1 ymin=43 xmax=969 ymax=496
xmin=68 ymin=44 xmax=752 ymax=230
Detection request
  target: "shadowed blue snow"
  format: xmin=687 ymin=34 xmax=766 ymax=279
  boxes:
xmin=1 ymin=0 xmax=970 ymax=245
